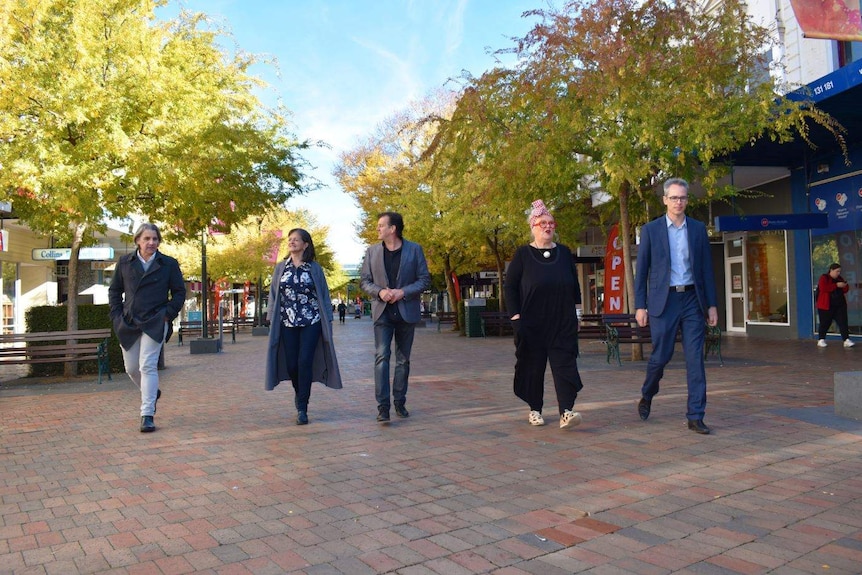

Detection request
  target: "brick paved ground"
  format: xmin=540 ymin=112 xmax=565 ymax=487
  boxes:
xmin=1 ymin=318 xmax=861 ymax=574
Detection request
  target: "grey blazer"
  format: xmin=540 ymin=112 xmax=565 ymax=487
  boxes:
xmin=359 ymin=239 xmax=431 ymax=323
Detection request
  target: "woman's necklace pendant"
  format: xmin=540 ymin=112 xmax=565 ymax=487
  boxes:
xmin=543 ymin=250 xmax=551 ymax=258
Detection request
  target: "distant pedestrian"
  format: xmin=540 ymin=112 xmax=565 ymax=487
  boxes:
xmin=265 ymin=228 xmax=342 ymax=425
xmin=816 ymin=263 xmax=855 ymax=348
xmin=360 ymin=211 xmax=431 ymax=422
xmin=337 ymin=301 xmax=347 ymax=323
xmin=634 ymin=178 xmax=718 ymax=434
xmin=109 ymin=223 xmax=186 ymax=433
xmin=504 ymin=199 xmax=584 ymax=430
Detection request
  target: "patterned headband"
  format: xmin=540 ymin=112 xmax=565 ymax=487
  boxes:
xmin=529 ymin=199 xmax=552 ymax=226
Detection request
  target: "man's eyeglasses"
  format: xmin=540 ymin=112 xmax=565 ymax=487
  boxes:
xmin=665 ymin=196 xmax=688 ymax=203
xmin=532 ymin=221 xmax=556 ymax=229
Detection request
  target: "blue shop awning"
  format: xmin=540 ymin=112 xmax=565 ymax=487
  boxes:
xmin=730 ymin=59 xmax=862 ymax=167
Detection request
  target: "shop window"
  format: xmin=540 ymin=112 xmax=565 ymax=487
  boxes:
xmin=746 ymin=231 xmax=789 ymax=324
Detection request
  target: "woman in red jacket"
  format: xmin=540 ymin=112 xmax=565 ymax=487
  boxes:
xmin=816 ymin=263 xmax=855 ymax=348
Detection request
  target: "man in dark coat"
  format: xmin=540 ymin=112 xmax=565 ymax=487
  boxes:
xmin=109 ymin=223 xmax=185 ymax=432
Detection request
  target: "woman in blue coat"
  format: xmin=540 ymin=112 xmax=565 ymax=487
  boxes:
xmin=265 ymin=229 xmax=342 ymax=424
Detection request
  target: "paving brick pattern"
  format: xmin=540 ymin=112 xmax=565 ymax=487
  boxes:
xmin=1 ymin=320 xmax=861 ymax=574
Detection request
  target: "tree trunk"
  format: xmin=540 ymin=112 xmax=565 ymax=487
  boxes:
xmin=443 ymin=254 xmax=460 ymax=330
xmin=618 ymin=182 xmax=644 ymax=361
xmin=64 ymin=223 xmax=86 ymax=377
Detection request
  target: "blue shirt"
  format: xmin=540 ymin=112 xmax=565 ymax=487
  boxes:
xmin=279 ymin=261 xmax=321 ymax=328
xmin=666 ymin=215 xmax=692 ymax=287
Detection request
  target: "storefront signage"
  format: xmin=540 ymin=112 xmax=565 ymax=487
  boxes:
xmin=714 ymin=214 xmax=828 ymax=232
xmin=31 ymin=247 xmax=115 ymax=261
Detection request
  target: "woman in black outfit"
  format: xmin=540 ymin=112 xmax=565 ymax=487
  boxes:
xmin=504 ymin=200 xmax=584 ymax=429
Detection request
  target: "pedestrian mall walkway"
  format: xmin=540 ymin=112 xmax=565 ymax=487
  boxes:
xmin=1 ymin=318 xmax=860 ymax=574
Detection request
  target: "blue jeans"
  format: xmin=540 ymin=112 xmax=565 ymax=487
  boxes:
xmin=373 ymin=315 xmax=416 ymax=408
xmin=279 ymin=321 xmax=322 ymax=411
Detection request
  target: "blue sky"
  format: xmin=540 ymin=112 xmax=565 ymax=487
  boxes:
xmin=168 ymin=0 xmax=541 ymax=264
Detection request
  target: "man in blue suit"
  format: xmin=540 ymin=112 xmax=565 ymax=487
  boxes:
xmin=634 ymin=178 xmax=718 ymax=434
xmin=360 ymin=212 xmax=431 ymax=423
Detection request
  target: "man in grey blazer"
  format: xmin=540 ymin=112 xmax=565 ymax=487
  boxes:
xmin=360 ymin=212 xmax=431 ymax=422
xmin=634 ymin=178 xmax=718 ymax=434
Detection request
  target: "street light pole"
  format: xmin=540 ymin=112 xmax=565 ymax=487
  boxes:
xmin=201 ymin=228 xmax=209 ymax=339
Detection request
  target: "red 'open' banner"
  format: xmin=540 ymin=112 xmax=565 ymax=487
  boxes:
xmin=603 ymin=224 xmax=625 ymax=314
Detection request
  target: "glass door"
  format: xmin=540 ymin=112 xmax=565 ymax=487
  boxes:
xmin=724 ymin=234 xmax=747 ymax=333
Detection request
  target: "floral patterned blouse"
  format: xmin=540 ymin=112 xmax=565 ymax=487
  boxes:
xmin=279 ymin=260 xmax=321 ymax=328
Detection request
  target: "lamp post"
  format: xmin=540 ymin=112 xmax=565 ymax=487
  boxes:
xmin=201 ymin=228 xmax=209 ymax=338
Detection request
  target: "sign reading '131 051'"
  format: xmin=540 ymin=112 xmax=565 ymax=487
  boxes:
xmin=31 ymin=247 xmax=114 ymax=261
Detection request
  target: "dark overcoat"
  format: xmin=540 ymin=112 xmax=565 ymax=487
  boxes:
xmin=108 ymin=251 xmax=186 ymax=350
xmin=265 ymin=259 xmax=342 ymax=391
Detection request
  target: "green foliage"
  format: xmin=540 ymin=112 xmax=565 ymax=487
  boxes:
xmin=24 ymin=304 xmax=123 ymax=377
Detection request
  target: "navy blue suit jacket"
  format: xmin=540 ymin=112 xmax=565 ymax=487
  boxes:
xmin=635 ymin=216 xmax=717 ymax=317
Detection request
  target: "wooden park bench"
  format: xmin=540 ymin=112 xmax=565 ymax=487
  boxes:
xmin=177 ymin=321 xmax=202 ymax=345
xmin=479 ymin=311 xmax=514 ymax=337
xmin=0 ymin=328 xmax=112 ymax=383
xmin=603 ymin=313 xmax=723 ymax=366
xmin=435 ymin=311 xmax=457 ymax=332
xmin=603 ymin=313 xmax=652 ymax=366
xmin=577 ymin=313 xmax=607 ymax=342
xmin=178 ymin=319 xmax=236 ymax=345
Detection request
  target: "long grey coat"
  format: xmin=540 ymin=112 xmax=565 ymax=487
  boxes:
xmin=265 ymin=259 xmax=342 ymax=391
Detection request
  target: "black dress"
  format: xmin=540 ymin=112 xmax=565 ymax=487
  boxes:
xmin=504 ymin=243 xmax=584 ymax=414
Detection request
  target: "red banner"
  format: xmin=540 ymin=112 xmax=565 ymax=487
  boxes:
xmin=789 ymin=0 xmax=862 ymax=41
xmin=603 ymin=224 xmax=625 ymax=314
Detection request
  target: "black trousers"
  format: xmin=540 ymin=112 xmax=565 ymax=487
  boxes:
xmin=818 ymin=305 xmax=850 ymax=340
xmin=513 ymin=324 xmax=583 ymax=414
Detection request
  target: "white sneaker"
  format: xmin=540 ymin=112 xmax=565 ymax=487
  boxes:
xmin=817 ymin=339 xmax=828 ymax=348
xmin=528 ymin=411 xmax=545 ymax=426
xmin=560 ymin=410 xmax=582 ymax=429
xmin=844 ymin=339 xmax=855 ymax=348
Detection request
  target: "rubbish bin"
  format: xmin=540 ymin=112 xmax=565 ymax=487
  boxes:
xmin=464 ymin=298 xmax=486 ymax=338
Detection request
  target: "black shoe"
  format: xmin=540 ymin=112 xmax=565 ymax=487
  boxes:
xmin=296 ymin=411 xmax=308 ymax=425
xmin=154 ymin=389 xmax=161 ymax=414
xmin=687 ymin=419 xmax=710 ymax=434
xmin=140 ymin=416 xmax=155 ymax=433
xmin=377 ymin=406 xmax=390 ymax=422
xmin=394 ymin=403 xmax=409 ymax=418
xmin=638 ymin=397 xmax=651 ymax=420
